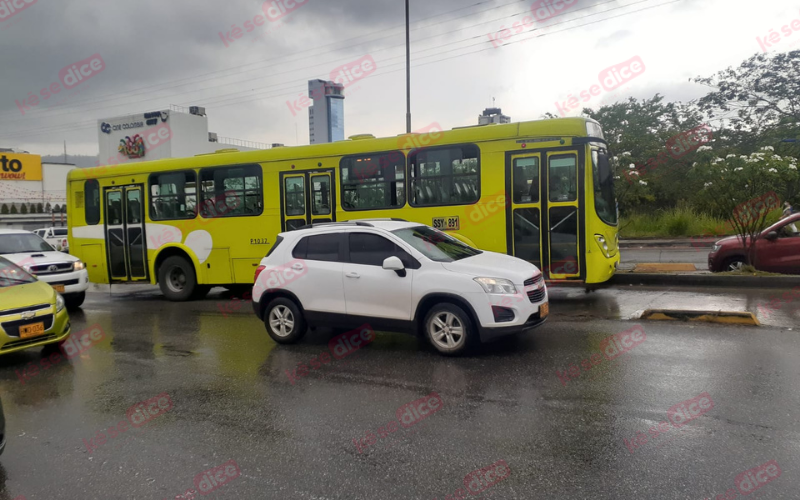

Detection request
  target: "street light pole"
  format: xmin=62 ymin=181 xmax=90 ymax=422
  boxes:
xmin=405 ymin=0 xmax=411 ymax=133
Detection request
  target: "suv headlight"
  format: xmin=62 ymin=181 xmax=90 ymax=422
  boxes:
xmin=73 ymin=261 xmax=86 ymax=271
xmin=56 ymin=294 xmax=65 ymax=313
xmin=474 ymin=277 xmax=517 ymax=294
xmin=711 ymin=244 xmax=721 ymax=253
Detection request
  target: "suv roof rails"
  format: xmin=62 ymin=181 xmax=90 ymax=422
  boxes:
xmin=296 ymin=221 xmax=374 ymax=230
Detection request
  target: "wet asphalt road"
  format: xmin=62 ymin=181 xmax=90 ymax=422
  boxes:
xmin=0 ymin=286 xmax=798 ymax=500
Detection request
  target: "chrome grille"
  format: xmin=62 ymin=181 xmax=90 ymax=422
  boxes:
xmin=524 ymin=275 xmax=546 ymax=303
xmin=30 ymin=262 xmax=74 ymax=275
xmin=0 ymin=304 xmax=51 ymax=317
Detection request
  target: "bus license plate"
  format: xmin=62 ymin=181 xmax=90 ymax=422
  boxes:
xmin=540 ymin=303 xmax=549 ymax=318
xmin=432 ymin=216 xmax=460 ymax=231
xmin=20 ymin=322 xmax=46 ymax=339
xmin=53 ymin=285 xmax=65 ymax=293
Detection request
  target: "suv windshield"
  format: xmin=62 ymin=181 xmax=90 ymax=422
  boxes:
xmin=0 ymin=234 xmax=55 ymax=254
xmin=392 ymin=226 xmax=482 ymax=262
xmin=0 ymin=257 xmax=36 ymax=288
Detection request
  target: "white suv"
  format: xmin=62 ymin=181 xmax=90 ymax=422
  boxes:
xmin=0 ymin=229 xmax=90 ymax=310
xmin=251 ymin=220 xmax=548 ymax=356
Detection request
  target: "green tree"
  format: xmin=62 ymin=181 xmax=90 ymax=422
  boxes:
xmin=45 ymin=202 xmax=51 ymax=213
xmin=37 ymin=203 xmax=43 ymax=213
xmin=53 ymin=204 xmax=61 ymax=212
xmin=10 ymin=204 xmax=17 ymax=214
xmin=19 ymin=204 xmax=27 ymax=214
xmin=693 ymin=146 xmax=799 ymax=268
xmin=0 ymin=204 xmax=7 ymax=214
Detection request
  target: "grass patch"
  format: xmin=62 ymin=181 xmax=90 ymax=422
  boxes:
xmin=620 ymin=207 xmax=783 ymax=238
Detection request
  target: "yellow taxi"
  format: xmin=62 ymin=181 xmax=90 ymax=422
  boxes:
xmin=0 ymin=256 xmax=71 ymax=355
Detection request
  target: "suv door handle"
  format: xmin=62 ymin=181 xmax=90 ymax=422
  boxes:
xmin=292 ymin=264 xmax=304 ymax=270
xmin=345 ymin=272 xmax=360 ymax=279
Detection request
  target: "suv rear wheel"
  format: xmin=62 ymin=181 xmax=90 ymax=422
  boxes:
xmin=423 ymin=303 xmax=475 ymax=356
xmin=264 ymin=297 xmax=307 ymax=344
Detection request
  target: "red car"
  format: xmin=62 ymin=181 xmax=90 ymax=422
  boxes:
xmin=709 ymin=213 xmax=800 ymax=273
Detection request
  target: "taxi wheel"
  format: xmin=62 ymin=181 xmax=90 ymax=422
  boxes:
xmin=264 ymin=298 xmax=307 ymax=344
xmin=65 ymin=292 xmax=85 ymax=311
xmin=423 ymin=303 xmax=475 ymax=356
xmin=158 ymin=256 xmax=197 ymax=301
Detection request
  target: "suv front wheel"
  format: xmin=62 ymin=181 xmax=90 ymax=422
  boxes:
xmin=264 ymin=297 xmax=307 ymax=344
xmin=423 ymin=303 xmax=475 ymax=356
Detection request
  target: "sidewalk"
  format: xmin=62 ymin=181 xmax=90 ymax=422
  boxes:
xmin=613 ymin=263 xmax=800 ymax=288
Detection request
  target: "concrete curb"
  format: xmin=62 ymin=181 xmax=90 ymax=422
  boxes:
xmin=612 ymin=273 xmax=800 ymax=288
xmin=620 ymin=239 xmax=717 ymax=249
xmin=640 ymin=309 xmax=760 ymax=326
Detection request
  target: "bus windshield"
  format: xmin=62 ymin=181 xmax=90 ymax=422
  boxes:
xmin=392 ymin=226 xmax=482 ymax=262
xmin=592 ymin=149 xmax=617 ymax=225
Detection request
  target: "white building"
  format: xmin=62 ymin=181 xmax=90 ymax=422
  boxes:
xmin=97 ymin=105 xmax=271 ymax=166
xmin=479 ymin=107 xmax=511 ymax=125
xmin=308 ymin=80 xmax=345 ymax=144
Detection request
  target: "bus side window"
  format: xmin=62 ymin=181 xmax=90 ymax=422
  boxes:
xmin=85 ymin=179 xmax=101 ymax=225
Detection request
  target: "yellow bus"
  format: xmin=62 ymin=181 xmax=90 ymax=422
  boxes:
xmin=67 ymin=117 xmax=619 ymax=301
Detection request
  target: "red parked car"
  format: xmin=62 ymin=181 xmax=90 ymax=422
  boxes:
xmin=709 ymin=213 xmax=800 ymax=274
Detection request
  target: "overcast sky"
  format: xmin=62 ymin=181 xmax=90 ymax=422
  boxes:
xmin=0 ymin=0 xmax=797 ymax=156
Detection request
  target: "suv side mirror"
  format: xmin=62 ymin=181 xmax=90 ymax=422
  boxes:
xmin=766 ymin=231 xmax=779 ymax=241
xmin=382 ymin=256 xmax=406 ymax=277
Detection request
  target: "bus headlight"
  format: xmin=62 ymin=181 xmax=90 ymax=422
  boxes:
xmin=474 ymin=277 xmax=517 ymax=295
xmin=73 ymin=261 xmax=86 ymax=271
xmin=594 ymin=235 xmax=611 ymax=257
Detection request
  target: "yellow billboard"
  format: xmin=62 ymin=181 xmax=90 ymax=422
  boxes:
xmin=0 ymin=153 xmax=42 ymax=181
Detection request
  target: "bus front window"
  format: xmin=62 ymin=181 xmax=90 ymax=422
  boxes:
xmin=592 ymin=149 xmax=617 ymax=225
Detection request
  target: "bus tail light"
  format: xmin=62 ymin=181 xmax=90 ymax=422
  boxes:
xmin=254 ymin=265 xmax=266 ymax=283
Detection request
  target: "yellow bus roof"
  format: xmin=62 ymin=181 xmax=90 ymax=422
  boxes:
xmin=70 ymin=117 xmax=595 ymax=181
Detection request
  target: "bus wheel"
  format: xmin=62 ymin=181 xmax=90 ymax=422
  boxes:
xmin=158 ymin=256 xmax=197 ymax=302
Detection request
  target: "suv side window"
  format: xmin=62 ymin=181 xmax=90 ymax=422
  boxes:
xmin=293 ymin=233 xmax=342 ymax=262
xmin=348 ymin=233 xmax=420 ymax=269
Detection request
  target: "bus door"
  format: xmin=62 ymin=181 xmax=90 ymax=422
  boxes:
xmin=104 ymin=184 xmax=148 ymax=282
xmin=506 ymin=148 xmax=583 ymax=280
xmin=279 ymin=170 xmax=336 ymax=231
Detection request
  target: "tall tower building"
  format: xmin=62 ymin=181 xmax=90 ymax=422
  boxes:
xmin=479 ymin=107 xmax=511 ymax=125
xmin=308 ymin=79 xmax=345 ymax=144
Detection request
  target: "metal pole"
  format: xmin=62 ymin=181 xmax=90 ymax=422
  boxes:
xmin=405 ymin=0 xmax=411 ymax=133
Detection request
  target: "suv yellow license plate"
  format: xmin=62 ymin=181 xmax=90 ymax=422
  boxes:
xmin=540 ymin=303 xmax=549 ymax=318
xmin=53 ymin=285 xmax=65 ymax=293
xmin=20 ymin=322 xmax=46 ymax=338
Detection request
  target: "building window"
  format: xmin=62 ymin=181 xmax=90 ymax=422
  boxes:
xmin=85 ymin=179 xmax=100 ymax=225
xmin=149 ymin=171 xmax=197 ymax=221
xmin=341 ymin=152 xmax=405 ymax=210
xmin=409 ymin=145 xmax=479 ymax=206
xmin=200 ymin=164 xmax=263 ymax=217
